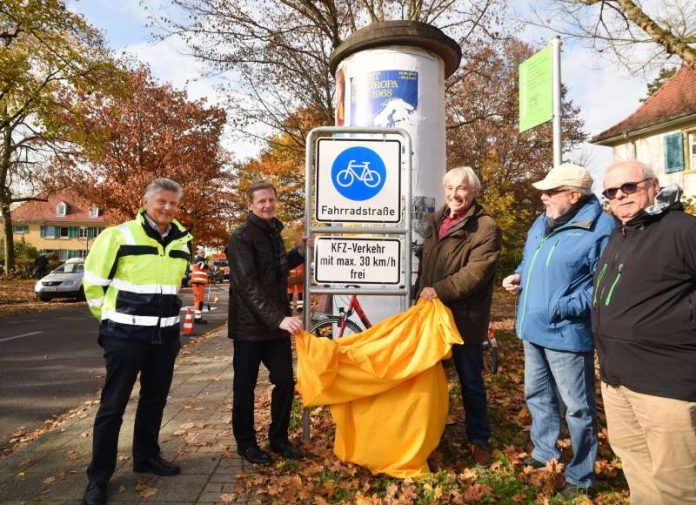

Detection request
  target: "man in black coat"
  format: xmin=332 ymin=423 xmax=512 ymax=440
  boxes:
xmin=226 ymin=180 xmax=305 ymax=465
xmin=593 ymin=160 xmax=696 ymax=504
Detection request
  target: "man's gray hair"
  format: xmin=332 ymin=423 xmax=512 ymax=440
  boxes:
xmin=604 ymin=159 xmax=656 ymax=181
xmin=144 ymin=178 xmax=183 ymax=200
xmin=562 ymin=186 xmax=593 ymax=197
xmin=443 ymin=166 xmax=482 ymax=193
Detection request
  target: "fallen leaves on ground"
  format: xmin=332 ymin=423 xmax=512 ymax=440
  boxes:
xmin=0 ymin=278 xmax=82 ymax=317
xmin=135 ymin=479 xmax=158 ymax=498
xmin=228 ymin=293 xmax=629 ymax=504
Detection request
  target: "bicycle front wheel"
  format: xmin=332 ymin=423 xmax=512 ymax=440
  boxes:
xmin=309 ymin=317 xmax=363 ymax=339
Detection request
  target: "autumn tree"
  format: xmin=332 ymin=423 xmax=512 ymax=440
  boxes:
xmin=446 ymin=39 xmax=586 ymax=268
xmin=156 ymin=0 xmax=505 ymax=148
xmin=533 ymin=0 xmax=696 ymax=70
xmin=229 ymin=107 xmax=324 ymax=226
xmin=641 ymin=66 xmax=677 ymax=101
xmin=0 ymin=0 xmax=122 ymax=273
xmin=53 ymin=66 xmax=233 ymax=245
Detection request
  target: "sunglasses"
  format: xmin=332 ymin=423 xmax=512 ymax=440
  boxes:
xmin=541 ymin=188 xmax=571 ymax=197
xmin=602 ymin=178 xmax=652 ymax=200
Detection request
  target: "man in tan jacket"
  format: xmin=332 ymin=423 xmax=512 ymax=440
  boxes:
xmin=416 ymin=166 xmax=501 ymax=465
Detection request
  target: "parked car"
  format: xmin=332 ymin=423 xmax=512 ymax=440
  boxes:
xmin=34 ymin=258 xmax=85 ymax=301
xmin=212 ymin=258 xmax=229 ymax=281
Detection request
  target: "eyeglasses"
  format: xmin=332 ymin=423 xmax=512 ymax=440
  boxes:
xmin=602 ymin=178 xmax=652 ymax=200
xmin=541 ymin=188 xmax=571 ymax=197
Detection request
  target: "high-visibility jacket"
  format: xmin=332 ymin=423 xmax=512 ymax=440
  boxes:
xmin=190 ymin=261 xmax=209 ymax=285
xmin=83 ymin=210 xmax=192 ymax=343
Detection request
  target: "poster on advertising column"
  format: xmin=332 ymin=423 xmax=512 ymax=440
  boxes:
xmin=350 ymin=70 xmax=418 ymax=128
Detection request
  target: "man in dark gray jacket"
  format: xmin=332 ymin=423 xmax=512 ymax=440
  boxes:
xmin=227 ymin=180 xmax=305 ymax=465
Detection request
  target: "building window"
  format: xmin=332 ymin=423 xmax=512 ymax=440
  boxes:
xmin=664 ymin=132 xmax=685 ymax=173
xmin=78 ymin=227 xmax=88 ymax=238
xmin=686 ymin=129 xmax=696 ymax=171
xmin=13 ymin=224 xmax=29 ymax=233
xmin=45 ymin=226 xmax=56 ymax=239
xmin=89 ymin=206 xmax=100 ymax=218
xmin=56 ymin=249 xmax=69 ymax=260
xmin=56 ymin=202 xmax=67 ymax=217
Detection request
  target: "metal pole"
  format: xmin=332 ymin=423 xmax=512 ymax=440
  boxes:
xmin=301 ymin=129 xmax=315 ymax=444
xmin=552 ymin=36 xmax=562 ymax=168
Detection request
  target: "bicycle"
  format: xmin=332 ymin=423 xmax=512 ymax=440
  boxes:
xmin=336 ymin=160 xmax=382 ymax=188
xmin=482 ymin=327 xmax=499 ymax=374
xmin=309 ymin=293 xmax=372 ymax=339
xmin=310 ymin=294 xmax=501 ymax=375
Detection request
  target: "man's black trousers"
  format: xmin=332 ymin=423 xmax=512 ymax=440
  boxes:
xmin=232 ymin=338 xmax=294 ymax=452
xmin=87 ymin=337 xmax=180 ymax=485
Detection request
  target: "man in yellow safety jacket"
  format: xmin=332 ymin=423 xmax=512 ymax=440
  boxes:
xmin=81 ymin=178 xmax=192 ymax=505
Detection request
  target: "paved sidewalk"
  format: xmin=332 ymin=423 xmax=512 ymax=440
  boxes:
xmin=0 ymin=327 xmax=261 ymax=505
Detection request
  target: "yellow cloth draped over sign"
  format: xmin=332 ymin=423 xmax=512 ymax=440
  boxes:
xmin=295 ymin=299 xmax=463 ymax=478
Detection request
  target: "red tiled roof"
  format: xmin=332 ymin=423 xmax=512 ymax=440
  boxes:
xmin=11 ymin=191 xmax=110 ymax=223
xmin=592 ymin=65 xmax=696 ymax=144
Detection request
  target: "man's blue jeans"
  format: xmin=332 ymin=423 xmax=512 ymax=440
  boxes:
xmin=523 ymin=340 xmax=597 ymax=489
xmin=451 ymin=344 xmax=491 ymax=445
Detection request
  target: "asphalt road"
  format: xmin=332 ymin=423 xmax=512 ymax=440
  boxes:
xmin=0 ymin=284 xmax=229 ymax=449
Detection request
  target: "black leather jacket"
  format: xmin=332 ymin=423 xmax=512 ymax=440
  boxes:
xmin=226 ymin=213 xmax=303 ymax=341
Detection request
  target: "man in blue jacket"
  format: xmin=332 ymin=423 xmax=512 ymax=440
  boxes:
xmin=502 ymin=163 xmax=615 ymax=499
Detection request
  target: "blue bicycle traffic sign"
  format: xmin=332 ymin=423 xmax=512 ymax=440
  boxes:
xmin=331 ymin=147 xmax=386 ymax=201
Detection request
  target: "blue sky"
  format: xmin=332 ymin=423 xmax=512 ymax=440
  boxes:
xmin=67 ymin=0 xmax=652 ymax=178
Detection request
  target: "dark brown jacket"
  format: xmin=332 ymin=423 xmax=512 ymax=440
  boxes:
xmin=226 ymin=214 xmax=303 ymax=341
xmin=415 ymin=202 xmax=501 ymax=344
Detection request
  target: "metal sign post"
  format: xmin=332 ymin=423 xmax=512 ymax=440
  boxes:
xmin=301 ymin=127 xmax=412 ymax=442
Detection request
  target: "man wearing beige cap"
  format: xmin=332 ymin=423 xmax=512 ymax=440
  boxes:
xmin=502 ymin=163 xmax=615 ymax=499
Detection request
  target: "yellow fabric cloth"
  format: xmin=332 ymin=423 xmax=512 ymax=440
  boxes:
xmin=295 ymin=299 xmax=463 ymax=478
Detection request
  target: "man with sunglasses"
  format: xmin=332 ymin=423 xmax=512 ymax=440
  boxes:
xmin=502 ymin=163 xmax=615 ymax=499
xmin=593 ymin=159 xmax=696 ymax=505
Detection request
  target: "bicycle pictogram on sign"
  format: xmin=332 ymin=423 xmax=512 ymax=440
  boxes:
xmin=331 ymin=146 xmax=386 ymax=201
xmin=336 ymin=160 xmax=382 ymax=188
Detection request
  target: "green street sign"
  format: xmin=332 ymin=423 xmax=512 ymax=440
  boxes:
xmin=519 ymin=45 xmax=553 ymax=132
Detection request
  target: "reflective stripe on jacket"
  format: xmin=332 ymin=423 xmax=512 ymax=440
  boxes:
xmin=190 ymin=263 xmax=209 ymax=285
xmin=83 ymin=210 xmax=192 ymax=343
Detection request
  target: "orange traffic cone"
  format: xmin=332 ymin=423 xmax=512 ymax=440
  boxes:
xmin=182 ymin=309 xmax=194 ymax=335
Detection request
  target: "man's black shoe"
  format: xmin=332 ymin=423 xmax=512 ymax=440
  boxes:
xmin=270 ymin=441 xmax=304 ymax=460
xmin=133 ymin=454 xmax=181 ymax=476
xmin=194 ymin=318 xmax=208 ymax=325
xmin=523 ymin=455 xmax=546 ymax=470
xmin=558 ymin=483 xmax=589 ymax=500
xmin=240 ymin=445 xmax=272 ymax=465
xmin=82 ymin=482 xmax=106 ymax=505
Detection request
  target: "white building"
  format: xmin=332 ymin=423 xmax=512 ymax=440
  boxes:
xmin=591 ymin=66 xmax=696 ymax=196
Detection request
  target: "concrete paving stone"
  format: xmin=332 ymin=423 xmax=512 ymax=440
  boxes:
xmin=200 ymin=482 xmax=224 ymax=494
xmin=214 ymin=460 xmax=244 ymax=475
xmin=158 ymin=437 xmax=188 ymax=454
xmin=106 ymin=472 xmax=158 ymax=502
xmin=208 ymin=471 xmax=236 ymax=484
xmin=173 ymin=385 xmax=208 ymax=397
xmin=31 ymin=471 xmax=86 ymax=502
xmin=146 ymin=473 xmax=210 ymax=502
xmin=177 ymin=452 xmax=221 ymax=475
xmin=0 ymin=468 xmax=68 ymax=502
xmin=196 ymin=492 xmax=228 ymax=503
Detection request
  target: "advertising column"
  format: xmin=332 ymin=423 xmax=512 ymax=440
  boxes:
xmin=330 ymin=21 xmax=461 ymax=322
